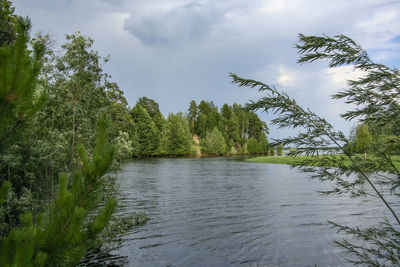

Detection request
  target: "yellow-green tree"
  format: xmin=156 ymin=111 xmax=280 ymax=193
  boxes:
xmin=355 ymin=124 xmax=372 ymax=159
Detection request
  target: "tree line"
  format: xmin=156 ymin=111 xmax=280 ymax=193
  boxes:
xmin=346 ymin=121 xmax=400 ymax=159
xmin=131 ymin=98 xmax=269 ymax=157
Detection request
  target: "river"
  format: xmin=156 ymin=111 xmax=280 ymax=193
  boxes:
xmin=93 ymin=157 xmax=391 ymax=266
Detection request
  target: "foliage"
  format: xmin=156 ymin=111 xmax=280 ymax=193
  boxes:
xmin=0 ymin=16 xmax=47 ymax=153
xmin=131 ymin=104 xmax=160 ymax=156
xmin=247 ymin=137 xmax=258 ymax=154
xmin=136 ymin=96 xmax=164 ymax=132
xmin=276 ymin=144 xmax=283 ymax=156
xmin=0 ymin=115 xmax=117 ymax=266
xmin=0 ymin=17 xmax=50 ymax=231
xmin=188 ymin=100 xmax=197 ymax=133
xmin=188 ymin=100 xmax=268 ymax=154
xmin=269 ymin=148 xmax=275 ymax=156
xmin=0 ymin=0 xmax=16 ymax=46
xmin=248 ymin=154 xmax=400 ymax=169
xmin=0 ymin=26 xmax=132 ymax=235
xmin=232 ymin=33 xmax=400 ymax=265
xmin=113 ymin=131 xmax=133 ymax=163
xmin=127 ymin=97 xmax=268 ymax=157
xmin=160 ymin=113 xmax=192 ymax=156
xmin=200 ymin=127 xmax=227 ymax=156
xmin=0 ymin=15 xmax=120 ymax=265
xmin=355 ymin=124 xmax=372 ymax=156
xmin=248 ymin=136 xmax=268 ymax=154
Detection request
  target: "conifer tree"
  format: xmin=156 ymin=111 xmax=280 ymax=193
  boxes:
xmin=188 ymin=100 xmax=197 ymax=133
xmin=131 ymin=104 xmax=159 ymax=156
xmin=0 ymin=16 xmax=47 ymax=153
xmin=162 ymin=113 xmax=192 ymax=156
xmin=136 ymin=96 xmax=164 ymax=132
xmin=0 ymin=115 xmax=116 ymax=266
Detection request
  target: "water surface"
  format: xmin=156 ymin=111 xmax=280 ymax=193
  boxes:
xmin=105 ymin=157 xmax=391 ymax=266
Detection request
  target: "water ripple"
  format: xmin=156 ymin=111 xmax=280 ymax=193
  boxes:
xmin=104 ymin=157 xmax=389 ymax=266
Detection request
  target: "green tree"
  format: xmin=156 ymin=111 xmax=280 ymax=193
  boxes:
xmin=269 ymin=147 xmax=275 ymax=156
xmin=0 ymin=0 xmax=16 ymax=46
xmin=105 ymin=81 xmax=134 ymax=137
xmin=0 ymin=115 xmax=116 ymax=266
xmin=276 ymin=144 xmax=283 ymax=156
xmin=195 ymin=101 xmax=221 ymax=137
xmin=0 ymin=17 xmax=48 ymax=199
xmin=355 ymin=124 xmax=372 ymax=158
xmin=232 ymin=33 xmax=400 ymax=265
xmin=161 ymin=113 xmax=192 ymax=156
xmin=136 ymin=96 xmax=164 ymax=132
xmin=200 ymin=127 xmax=227 ymax=156
xmin=3 ymin=30 xmax=127 ymax=200
xmin=195 ymin=113 xmax=209 ymax=138
xmin=233 ymin=103 xmax=249 ymax=143
xmin=247 ymin=137 xmax=259 ymax=154
xmin=131 ymin=104 xmax=159 ymax=156
xmin=39 ymin=31 xmax=112 ymax=172
xmin=0 ymin=17 xmax=116 ymax=266
xmin=188 ymin=100 xmax=197 ymax=133
xmin=221 ymin=104 xmax=240 ymax=147
xmin=0 ymin=17 xmax=46 ymax=153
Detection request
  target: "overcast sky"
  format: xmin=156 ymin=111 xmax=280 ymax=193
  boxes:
xmin=15 ymin=0 xmax=400 ymax=139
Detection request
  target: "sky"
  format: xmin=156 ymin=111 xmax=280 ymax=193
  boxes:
xmin=15 ymin=0 xmax=400 ymax=139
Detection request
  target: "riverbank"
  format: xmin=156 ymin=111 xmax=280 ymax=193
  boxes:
xmin=247 ymin=154 xmax=400 ymax=169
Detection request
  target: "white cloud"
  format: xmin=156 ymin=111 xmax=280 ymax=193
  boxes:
xmin=277 ymin=65 xmax=298 ymax=88
xmin=318 ymin=66 xmax=365 ymax=118
xmin=354 ymin=4 xmax=400 ymax=52
xmin=323 ymin=66 xmax=366 ymax=93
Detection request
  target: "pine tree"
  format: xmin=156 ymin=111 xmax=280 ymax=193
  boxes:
xmin=0 ymin=16 xmax=47 ymax=153
xmin=131 ymin=104 xmax=159 ymax=156
xmin=0 ymin=115 xmax=116 ymax=266
xmin=188 ymin=100 xmax=197 ymax=133
xmin=136 ymin=96 xmax=164 ymax=132
xmin=163 ymin=113 xmax=192 ymax=156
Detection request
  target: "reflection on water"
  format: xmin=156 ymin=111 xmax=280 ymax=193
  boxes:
xmin=104 ymin=157 xmax=390 ymax=266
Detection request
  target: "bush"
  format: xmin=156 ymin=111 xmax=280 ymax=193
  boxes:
xmin=200 ymin=128 xmax=227 ymax=155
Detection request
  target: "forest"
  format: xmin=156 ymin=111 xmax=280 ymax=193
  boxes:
xmin=132 ymin=98 xmax=269 ymax=157
xmin=0 ymin=1 xmax=269 ymax=265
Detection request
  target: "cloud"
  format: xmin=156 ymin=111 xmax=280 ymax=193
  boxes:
xmin=14 ymin=0 xmax=400 ymax=139
xmin=123 ymin=1 xmax=225 ymax=46
xmin=277 ymin=65 xmax=299 ymax=88
xmin=324 ymin=66 xmax=366 ymax=92
xmin=318 ymin=66 xmax=365 ymax=118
